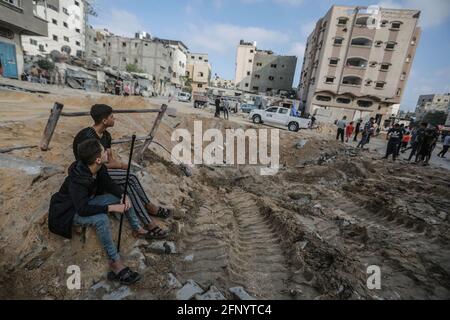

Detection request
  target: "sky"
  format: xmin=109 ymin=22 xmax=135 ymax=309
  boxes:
xmin=91 ymin=0 xmax=450 ymax=111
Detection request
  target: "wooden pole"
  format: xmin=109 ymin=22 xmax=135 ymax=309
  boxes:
xmin=40 ymin=102 xmax=64 ymax=151
xmin=0 ymin=145 xmax=38 ymax=153
xmin=137 ymin=104 xmax=168 ymax=162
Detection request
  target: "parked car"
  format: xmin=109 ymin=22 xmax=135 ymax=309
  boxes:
xmin=193 ymin=93 xmax=209 ymax=108
xmin=178 ymin=92 xmax=191 ymax=102
xmin=249 ymin=106 xmax=310 ymax=132
xmin=240 ymin=103 xmax=258 ymax=114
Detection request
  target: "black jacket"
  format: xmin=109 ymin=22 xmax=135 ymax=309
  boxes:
xmin=48 ymin=161 xmax=123 ymax=239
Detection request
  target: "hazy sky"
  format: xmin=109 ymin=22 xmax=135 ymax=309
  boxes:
xmin=91 ymin=0 xmax=450 ymax=111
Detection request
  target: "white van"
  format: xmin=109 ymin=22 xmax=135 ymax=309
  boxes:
xmin=178 ymin=92 xmax=191 ymax=102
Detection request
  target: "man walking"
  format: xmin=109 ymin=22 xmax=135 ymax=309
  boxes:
xmin=438 ymin=134 xmax=450 ymax=158
xmin=383 ymin=123 xmax=402 ymax=161
xmin=357 ymin=118 xmax=375 ymax=149
xmin=407 ymin=123 xmax=427 ymax=162
xmin=353 ymin=120 xmax=363 ymax=142
xmin=223 ymin=98 xmax=230 ymax=120
xmin=336 ymin=116 xmax=347 ymax=143
xmin=215 ymin=97 xmax=221 ymax=118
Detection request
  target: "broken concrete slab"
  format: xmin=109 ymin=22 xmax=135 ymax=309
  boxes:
xmin=90 ymin=280 xmax=111 ymax=293
xmin=128 ymin=248 xmax=147 ymax=271
xmin=0 ymin=154 xmax=63 ymax=176
xmin=229 ymin=287 xmax=256 ymax=300
xmin=102 ymin=286 xmax=133 ymax=300
xmin=147 ymin=241 xmax=177 ymax=254
xmin=176 ymin=280 xmax=204 ymax=300
xmin=195 ymin=286 xmax=226 ymax=300
xmin=167 ymin=273 xmax=182 ymax=289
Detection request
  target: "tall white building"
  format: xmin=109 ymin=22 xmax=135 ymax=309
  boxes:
xmin=22 ymin=0 xmax=86 ymax=57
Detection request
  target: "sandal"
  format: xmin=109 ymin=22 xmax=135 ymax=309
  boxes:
xmin=145 ymin=226 xmax=169 ymax=240
xmin=151 ymin=207 xmax=173 ymax=220
xmin=107 ymin=267 xmax=141 ymax=285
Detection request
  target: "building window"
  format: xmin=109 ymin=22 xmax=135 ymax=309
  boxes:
xmin=52 ymin=19 xmax=57 ymax=25
xmin=346 ymin=57 xmax=368 ymax=68
xmin=247 ymin=71 xmax=251 ymax=76
xmin=64 ymin=36 xmax=69 ymax=42
xmin=337 ymin=97 xmax=351 ymax=104
xmin=375 ymin=82 xmax=386 ymax=89
xmin=365 ymin=79 xmax=373 ymax=86
xmin=270 ymin=64 xmax=277 ymax=68
xmin=351 ymin=37 xmax=372 ymax=47
xmin=53 ymin=35 xmax=58 ymax=41
xmin=342 ymin=76 xmax=362 ymax=86
xmin=76 ymin=28 xmax=80 ymax=33
xmin=74 ymin=1 xmax=80 ymax=6
xmin=123 ymin=57 xmax=127 ymax=62
xmin=355 ymin=16 xmax=369 ymax=27
xmin=381 ymin=20 xmax=388 ymax=27
xmin=268 ymin=76 xmax=275 ymax=81
xmin=39 ymin=44 xmax=45 ymax=52
xmin=253 ymin=86 xmax=259 ymax=91
xmin=198 ymin=57 xmax=203 ymax=60
xmin=245 ymin=83 xmax=249 ymax=87
xmin=370 ymin=61 xmax=377 ymax=67
xmin=198 ymin=84 xmax=203 ymax=88
xmin=30 ymin=39 xmax=38 ymax=46
xmin=325 ymin=77 xmax=335 ymax=84
xmin=400 ymin=72 xmax=406 ymax=81
xmin=391 ymin=22 xmax=402 ymax=30
xmin=249 ymin=59 xmax=252 ymax=63
xmin=198 ymin=72 xmax=204 ymax=77
xmin=266 ymin=88 xmax=273 ymax=92
xmin=254 ymin=74 xmax=260 ymax=79
xmin=333 ymin=37 xmax=344 ymax=46
xmin=397 ymin=88 xmax=402 ymax=96
xmin=329 ymin=58 xmax=339 ymax=66
xmin=63 ymin=22 xmax=68 ymax=28
xmin=337 ymin=17 xmax=348 ymax=26
xmin=386 ymin=42 xmax=397 ymax=50
xmin=256 ymin=62 xmax=262 ymax=67
xmin=316 ymin=95 xmax=332 ymax=102
xmin=63 ymin=7 xmax=69 ymax=15
xmin=122 ymin=42 xmax=127 ymax=47
xmin=411 ymin=37 xmax=417 ymax=46
xmin=375 ymin=41 xmax=383 ymax=47
xmin=380 ymin=63 xmax=391 ymax=71
xmin=406 ymin=55 xmax=411 ymax=63
xmin=75 ymin=41 xmax=80 ymax=46
xmin=250 ymin=50 xmax=254 ymax=53
xmin=357 ymin=100 xmax=373 ymax=108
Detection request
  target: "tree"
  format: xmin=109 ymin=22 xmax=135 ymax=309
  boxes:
xmin=422 ymin=111 xmax=447 ymax=127
xmin=37 ymin=59 xmax=55 ymax=71
xmin=180 ymin=76 xmax=192 ymax=93
xmin=126 ymin=63 xmax=144 ymax=73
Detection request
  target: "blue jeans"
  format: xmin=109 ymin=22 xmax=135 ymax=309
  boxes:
xmin=73 ymin=194 xmax=141 ymax=262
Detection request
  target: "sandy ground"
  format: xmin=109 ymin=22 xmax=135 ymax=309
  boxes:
xmin=0 ymin=81 xmax=449 ymax=300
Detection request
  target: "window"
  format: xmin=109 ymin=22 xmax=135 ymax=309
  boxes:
xmin=30 ymin=39 xmax=38 ymax=46
xmin=342 ymin=76 xmax=362 ymax=86
xmin=337 ymin=97 xmax=351 ymax=104
xmin=63 ymin=7 xmax=69 ymax=15
xmin=75 ymin=41 xmax=80 ymax=46
xmin=74 ymin=0 xmax=80 ymax=5
xmin=3 ymin=0 xmax=21 ymax=7
xmin=76 ymin=28 xmax=80 ymax=33
xmin=52 ymin=19 xmax=57 ymax=25
xmin=64 ymin=36 xmax=69 ymax=42
xmin=397 ymin=88 xmax=402 ymax=96
xmin=381 ymin=20 xmax=388 ymax=27
xmin=282 ymin=64 xmax=285 ymax=68
xmin=316 ymin=95 xmax=332 ymax=102
xmin=375 ymin=82 xmax=386 ymax=89
xmin=268 ymin=76 xmax=275 ymax=81
xmin=134 ymin=43 xmax=138 ymax=48
xmin=370 ymin=61 xmax=377 ymax=67
xmin=406 ymin=55 xmax=411 ymax=63
xmin=247 ymin=71 xmax=251 ymax=76
xmin=375 ymin=41 xmax=383 ymax=47
xmin=391 ymin=22 xmax=402 ymax=30
xmin=123 ymin=57 xmax=127 ymax=62
xmin=333 ymin=37 xmax=344 ymax=45
xmin=53 ymin=35 xmax=58 ymax=41
xmin=63 ymin=22 xmax=68 ymax=28
xmin=253 ymin=86 xmax=259 ymax=91
xmin=411 ymin=37 xmax=417 ymax=46
xmin=191 ymin=56 xmax=194 ymax=59
xmin=279 ymin=108 xmax=289 ymax=114
xmin=254 ymin=74 xmax=260 ymax=79
xmin=357 ymin=100 xmax=373 ymax=108
xmin=400 ymin=72 xmax=406 ymax=81
xmin=256 ymin=62 xmax=262 ymax=67
xmin=346 ymin=57 xmax=368 ymax=68
xmin=245 ymin=83 xmax=249 ymax=87
xmin=271 ymin=64 xmax=277 ymax=68
xmin=266 ymin=107 xmax=278 ymax=113
xmin=250 ymin=50 xmax=254 ymax=53
xmin=249 ymin=59 xmax=252 ymax=63
xmin=198 ymin=72 xmax=204 ymax=77
xmin=329 ymin=58 xmax=339 ymax=66
xmin=356 ymin=17 xmax=369 ymax=26
xmin=380 ymin=63 xmax=391 ymax=71
xmin=351 ymin=37 xmax=372 ymax=47
xmin=122 ymin=42 xmax=127 ymax=47
xmin=386 ymin=42 xmax=396 ymax=50
xmin=135 ymin=59 xmax=139 ymax=64
xmin=337 ymin=17 xmax=348 ymax=26
xmin=365 ymin=79 xmax=373 ymax=86
xmin=198 ymin=84 xmax=203 ymax=88
xmin=325 ymin=77 xmax=335 ymax=84
xmin=39 ymin=44 xmax=45 ymax=52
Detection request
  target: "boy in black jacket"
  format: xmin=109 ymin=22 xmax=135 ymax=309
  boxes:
xmin=49 ymin=139 xmax=150 ymax=285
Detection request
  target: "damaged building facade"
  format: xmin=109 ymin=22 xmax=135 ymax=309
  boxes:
xmin=415 ymin=93 xmax=450 ymax=122
xmin=186 ymin=53 xmax=211 ymax=94
xmin=86 ymin=27 xmax=189 ymax=95
xmin=235 ymin=40 xmax=297 ymax=94
xmin=298 ymin=5 xmax=421 ymax=124
xmin=21 ymin=0 xmax=86 ymax=58
xmin=0 ymin=0 xmax=48 ymax=78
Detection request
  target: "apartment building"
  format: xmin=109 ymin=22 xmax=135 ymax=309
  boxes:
xmin=415 ymin=93 xmax=450 ymax=121
xmin=0 ymin=0 xmax=48 ymax=78
xmin=298 ymin=5 xmax=421 ymax=124
xmin=235 ymin=40 xmax=297 ymax=94
xmin=85 ymin=28 xmax=189 ymax=94
xmin=22 ymin=0 xmax=85 ymax=57
xmin=186 ymin=53 xmax=211 ymax=94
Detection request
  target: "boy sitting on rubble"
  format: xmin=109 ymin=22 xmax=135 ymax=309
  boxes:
xmin=49 ymin=139 xmax=155 ymax=285
xmin=73 ymin=104 xmax=171 ymax=239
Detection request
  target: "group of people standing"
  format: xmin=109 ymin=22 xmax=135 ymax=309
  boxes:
xmin=215 ymin=96 xmax=230 ymax=120
xmin=336 ymin=116 xmax=377 ymax=148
